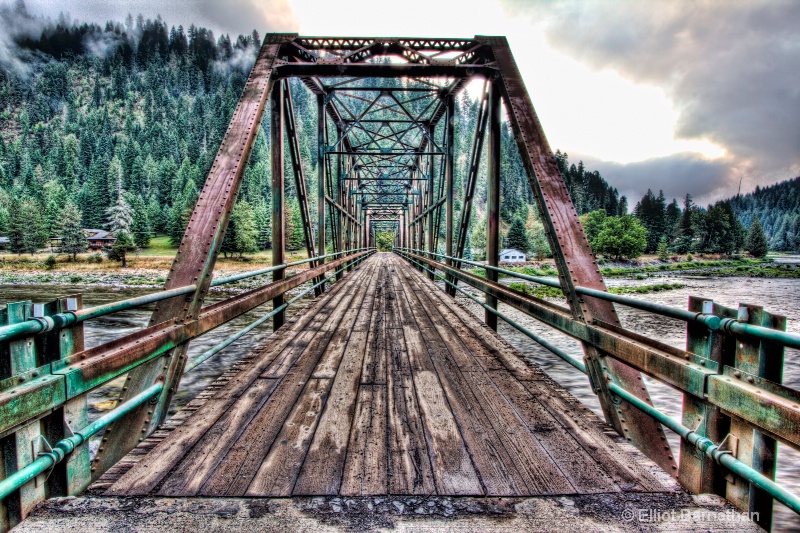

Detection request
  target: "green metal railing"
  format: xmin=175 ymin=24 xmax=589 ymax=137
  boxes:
xmin=0 ymin=248 xmax=372 ymax=344
xmin=0 ymin=247 xmax=374 ymax=526
xmin=413 ymin=248 xmax=800 ymax=348
xmin=396 ymin=247 xmax=800 ymax=525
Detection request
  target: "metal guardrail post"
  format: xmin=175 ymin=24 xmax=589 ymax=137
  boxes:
xmin=726 ymin=303 xmax=785 ymax=530
xmin=49 ymin=298 xmax=92 ymax=514
xmin=41 ymin=296 xmax=91 ymax=498
xmin=0 ymin=301 xmax=43 ymax=528
xmin=679 ymin=297 xmax=735 ymax=496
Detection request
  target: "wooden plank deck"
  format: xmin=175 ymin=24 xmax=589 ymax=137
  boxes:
xmin=100 ymin=253 xmax=668 ymax=498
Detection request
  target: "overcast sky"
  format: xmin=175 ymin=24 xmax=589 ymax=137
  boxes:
xmin=11 ymin=0 xmax=800 ymax=206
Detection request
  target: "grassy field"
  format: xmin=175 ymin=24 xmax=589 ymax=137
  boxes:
xmin=0 ymin=235 xmax=314 ymax=274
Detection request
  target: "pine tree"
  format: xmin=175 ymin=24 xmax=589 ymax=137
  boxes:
xmin=745 ymin=217 xmax=769 ymax=258
xmin=8 ymin=198 xmax=26 ymax=255
xmin=656 ymin=236 xmax=670 ymax=261
xmin=471 ymin=216 xmax=486 ymax=260
xmin=60 ymin=203 xmax=88 ymax=260
xmin=110 ymin=230 xmax=137 ymax=267
xmin=130 ymin=194 xmax=151 ymax=248
xmin=0 ymin=205 xmax=9 ymax=235
xmin=676 ymin=194 xmax=695 ymax=253
xmin=532 ymin=231 xmax=550 ymax=261
xmin=106 ymin=193 xmax=134 ymax=234
xmin=253 ymin=198 xmax=271 ymax=250
xmin=286 ymin=201 xmax=305 ymax=252
xmin=220 ymin=201 xmax=258 ymax=257
xmin=12 ymin=198 xmax=49 ymax=255
xmin=505 ymin=217 xmax=530 ymax=253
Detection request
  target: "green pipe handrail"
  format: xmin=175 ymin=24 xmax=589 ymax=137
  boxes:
xmin=0 ymin=248 xmax=373 ymax=344
xmin=0 ymin=383 xmax=163 ymax=501
xmin=398 ymin=247 xmax=800 ymax=350
xmin=396 ymin=249 xmax=800 ymax=516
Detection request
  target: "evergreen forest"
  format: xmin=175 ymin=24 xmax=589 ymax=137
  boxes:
xmin=1 ymin=5 xmax=797 ymax=262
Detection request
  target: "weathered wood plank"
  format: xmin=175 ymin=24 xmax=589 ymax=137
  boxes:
xmin=389 ymin=264 xmax=483 ymax=496
xmin=157 ymin=377 xmax=279 ymax=496
xmin=244 ymin=378 xmax=330 ymax=496
xmin=201 ymin=263 xmax=377 ymax=496
xmin=340 ymin=384 xmax=388 ymax=495
xmin=384 ymin=261 xmax=436 ymax=495
xmin=361 ymin=257 xmax=388 ymax=385
xmin=398 ymin=263 xmax=570 ymax=495
xmin=292 ymin=261 xmax=383 ymax=495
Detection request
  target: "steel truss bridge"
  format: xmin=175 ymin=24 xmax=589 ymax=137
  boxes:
xmin=0 ymin=35 xmax=798 ymax=531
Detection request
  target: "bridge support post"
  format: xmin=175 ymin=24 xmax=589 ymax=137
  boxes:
xmin=485 ymin=82 xmax=501 ymax=330
xmin=444 ymin=96 xmax=455 ymax=284
xmin=426 ymin=125 xmax=435 ymax=280
xmin=45 ymin=296 xmax=91 ymax=497
xmin=272 ymin=82 xmax=286 ymax=330
xmin=317 ymin=94 xmax=327 ymax=288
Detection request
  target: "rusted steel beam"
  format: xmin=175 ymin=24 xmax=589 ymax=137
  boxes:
xmin=275 ymin=63 xmax=494 ymax=79
xmin=444 ymin=96 xmax=454 ymax=284
xmin=284 ymin=80 xmax=318 ymax=263
xmin=324 ymin=196 xmax=358 ymax=224
xmin=485 ymin=82 xmax=501 ymax=330
xmin=272 ymin=82 xmax=287 ymax=331
xmin=317 ymin=94 xmax=327 ymax=279
xmin=449 ymin=83 xmax=488 ymax=296
xmin=483 ymin=35 xmax=675 ymax=474
xmin=91 ymin=35 xmax=293 ymax=478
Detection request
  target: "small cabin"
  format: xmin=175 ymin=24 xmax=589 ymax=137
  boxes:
xmin=499 ymin=248 xmax=526 ymax=263
xmin=82 ymin=229 xmax=116 ymax=250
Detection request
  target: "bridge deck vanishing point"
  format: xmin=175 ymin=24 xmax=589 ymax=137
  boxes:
xmin=95 ymin=253 xmax=668 ymax=499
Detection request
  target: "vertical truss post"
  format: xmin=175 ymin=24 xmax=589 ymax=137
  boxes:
xmin=415 ymin=169 xmax=424 ymax=271
xmin=485 ymin=82 xmax=501 ymax=330
xmin=272 ymin=83 xmax=287 ymax=329
xmin=426 ymin=126 xmax=435 ymax=280
xmin=444 ymin=96 xmax=455 ymax=289
xmin=451 ymin=83 xmax=488 ymax=295
xmin=363 ymin=210 xmax=368 ymax=249
xmin=283 ymin=80 xmax=320 ymax=297
xmin=486 ymin=36 xmax=675 ymax=474
xmin=335 ymin=128 xmax=344 ymax=279
xmin=48 ymin=296 xmax=91 ymax=496
xmin=317 ymin=94 xmax=327 ymax=290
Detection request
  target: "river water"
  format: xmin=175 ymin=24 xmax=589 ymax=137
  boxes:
xmin=1 ymin=263 xmax=799 ymax=528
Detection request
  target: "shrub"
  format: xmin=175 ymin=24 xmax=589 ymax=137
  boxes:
xmin=88 ymin=253 xmax=103 ymax=264
xmin=686 ymin=253 xmax=693 ymax=262
xmin=44 ymin=255 xmax=57 ymax=270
